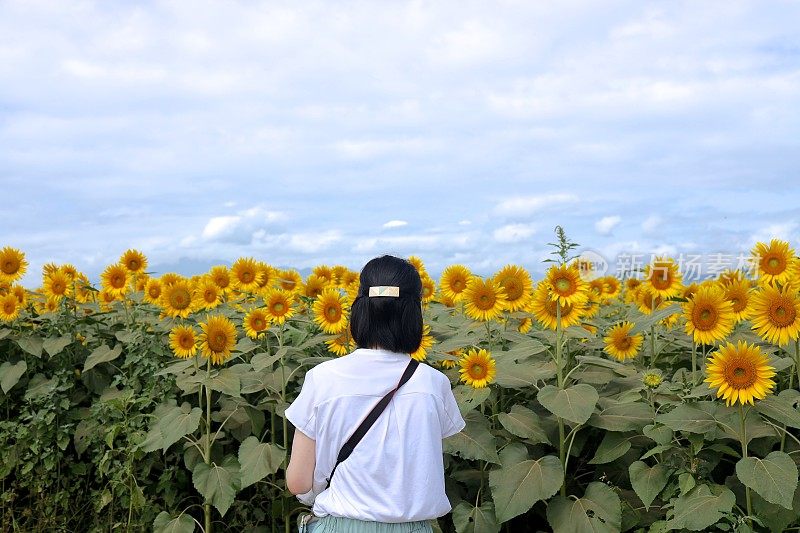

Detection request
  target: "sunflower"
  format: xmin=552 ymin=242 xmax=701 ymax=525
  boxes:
xmin=313 ymin=288 xmax=348 ymax=333
xmin=0 ymin=247 xmax=27 ymax=282
xmin=408 ymin=256 xmax=426 ymax=275
xmin=11 ymin=285 xmax=27 ymax=306
xmin=119 ymin=249 xmax=148 ymax=274
xmin=750 ymin=285 xmax=800 ymax=346
xmin=440 ymin=349 xmax=463 ymax=369
xmin=277 ymin=269 xmax=302 ymax=292
xmin=603 ymin=322 xmax=643 ymax=361
xmin=544 ymin=264 xmax=589 ymax=307
xmin=264 ymin=288 xmax=296 ymax=325
xmin=160 ymin=279 xmax=195 ymax=319
xmin=169 ymin=325 xmax=198 ymax=359
xmin=723 ymin=278 xmax=752 ymax=323
xmin=642 ymin=369 xmax=663 ymax=389
xmin=231 ymin=257 xmax=263 ymax=292
xmin=101 ymin=264 xmax=129 ymax=297
xmin=243 ymin=308 xmax=270 ymax=339
xmin=0 ymin=293 xmax=20 ymax=322
xmin=624 ymin=278 xmax=641 ymax=303
xmin=410 ymin=324 xmax=435 ymax=361
xmin=340 ymin=270 xmax=359 ymax=287
xmin=326 ymin=332 xmax=355 ymax=356
xmin=39 ymin=295 xmax=61 ymax=314
xmin=199 ymin=314 xmax=238 ymax=365
xmin=42 ymin=269 xmax=71 ymax=300
xmin=642 ymin=257 xmax=683 ymax=299
xmin=331 ymin=265 xmax=349 ymax=287
xmin=683 ymin=284 xmax=735 ymax=345
xmin=302 ymin=274 xmax=329 ymax=298
xmin=459 ymin=348 xmax=496 ymax=389
xmin=420 ymin=273 xmax=436 ymax=305
xmin=255 ymin=261 xmax=276 ymax=290
xmin=752 ymin=239 xmax=797 ymax=285
xmin=60 ymin=264 xmax=79 ymax=280
xmin=602 ymin=276 xmax=621 ymax=300
xmin=208 ymin=266 xmax=233 ymax=294
xmin=160 ymin=272 xmax=183 ymax=286
xmin=143 ymin=278 xmax=163 ymax=305
xmin=439 ymin=265 xmax=471 ymax=303
xmin=312 ymin=265 xmax=333 ymax=284
xmin=705 ymin=340 xmax=776 ymax=406
xmin=518 ymin=316 xmax=533 ymax=334
xmin=492 ymin=265 xmax=533 ymax=312
xmin=529 ymin=282 xmax=584 ymax=330
xmin=73 ymin=274 xmax=94 ymax=304
xmin=193 ymin=277 xmax=222 ymax=311
xmin=97 ymin=288 xmax=119 ymax=310
xmin=462 ymin=276 xmax=508 ymax=322
xmin=718 ymin=269 xmax=745 ymax=286
xmin=635 ymin=287 xmax=664 ymax=315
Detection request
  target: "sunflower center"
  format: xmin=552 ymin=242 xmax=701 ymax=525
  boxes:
xmin=273 ymin=302 xmax=285 ymax=313
xmin=204 ymin=290 xmax=216 ymax=302
xmin=171 ymin=289 xmax=191 ymax=309
xmin=555 ymin=278 xmax=572 ymax=293
xmin=111 ymin=275 xmax=125 ymax=288
xmin=241 ymin=271 xmax=253 ymax=283
xmin=52 ymin=281 xmax=65 ymax=294
xmin=215 ymin=276 xmax=229 ymax=288
xmin=616 ymin=336 xmax=632 ymax=350
xmin=326 ymin=306 xmax=340 ymax=319
xmin=469 ymin=364 xmax=487 ymax=379
xmin=2 ymin=260 xmax=18 ymax=274
xmin=149 ymin=287 xmax=161 ymax=298
xmin=128 ymin=260 xmax=140 ymax=271
xmin=692 ymin=304 xmax=718 ymax=330
xmin=651 ymin=271 xmax=672 ymax=290
xmin=3 ymin=301 xmax=15 ymax=313
xmin=504 ymin=280 xmax=522 ymax=300
xmin=724 ymin=359 xmax=756 ymax=389
xmin=763 ymin=255 xmax=784 ymax=274
xmin=453 ymin=279 xmax=464 ymax=291
xmin=769 ymin=298 xmax=796 ymax=327
xmin=253 ymin=318 xmax=265 ymax=329
xmin=477 ymin=291 xmax=495 ymax=309
xmin=179 ymin=334 xmax=194 ymax=349
xmin=209 ymin=332 xmax=228 ymax=352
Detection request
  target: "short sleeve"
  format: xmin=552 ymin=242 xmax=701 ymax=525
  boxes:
xmin=284 ymin=369 xmax=317 ymax=440
xmin=440 ymin=376 xmax=466 ymax=439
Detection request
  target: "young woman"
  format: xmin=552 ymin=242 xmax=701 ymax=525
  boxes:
xmin=285 ymin=255 xmax=466 ymax=532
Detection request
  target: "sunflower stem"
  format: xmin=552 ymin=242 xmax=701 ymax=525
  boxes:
xmin=739 ymin=404 xmax=752 ymax=524
xmin=649 ymin=295 xmax=656 ymax=368
xmin=204 ymin=357 xmax=212 ymax=533
xmin=691 ymin=342 xmax=697 ymax=386
xmin=556 ymin=300 xmax=566 ymax=497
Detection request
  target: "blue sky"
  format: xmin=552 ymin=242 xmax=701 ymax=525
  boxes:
xmin=1 ymin=0 xmax=799 ymax=287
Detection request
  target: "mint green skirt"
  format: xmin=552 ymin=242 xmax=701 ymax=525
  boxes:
xmin=302 ymin=515 xmax=433 ymax=533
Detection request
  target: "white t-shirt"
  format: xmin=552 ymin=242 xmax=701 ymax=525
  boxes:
xmin=284 ymin=347 xmax=466 ymax=523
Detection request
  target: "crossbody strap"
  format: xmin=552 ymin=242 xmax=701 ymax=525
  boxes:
xmin=325 ymin=358 xmax=419 ymax=488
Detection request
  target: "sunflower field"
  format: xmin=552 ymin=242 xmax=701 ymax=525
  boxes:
xmin=2 ymin=229 xmax=800 ymax=533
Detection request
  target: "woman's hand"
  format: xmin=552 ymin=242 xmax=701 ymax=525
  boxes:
xmin=286 ymin=429 xmax=316 ymax=495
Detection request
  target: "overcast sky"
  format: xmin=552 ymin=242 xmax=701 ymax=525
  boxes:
xmin=1 ymin=0 xmax=799 ymax=287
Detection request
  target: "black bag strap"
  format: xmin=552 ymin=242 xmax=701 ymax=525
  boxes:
xmin=325 ymin=358 xmax=419 ymax=488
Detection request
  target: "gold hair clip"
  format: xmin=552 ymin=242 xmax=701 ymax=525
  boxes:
xmin=368 ymin=286 xmax=400 ymax=297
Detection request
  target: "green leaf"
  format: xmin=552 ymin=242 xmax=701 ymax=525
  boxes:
xmin=656 ymin=404 xmax=716 ymax=434
xmin=547 ymin=482 xmax=621 ymax=533
xmin=251 ymin=351 xmax=284 ymax=372
xmin=155 ymin=358 xmax=197 ymax=376
xmin=666 ymin=484 xmax=736 ymax=531
xmin=43 ymin=336 xmax=72 ymax=357
xmin=755 ymin=394 xmax=800 ymax=429
xmin=452 ymin=501 xmax=500 ymax=533
xmin=0 ymin=360 xmax=26 ymax=393
xmin=589 ymin=401 xmax=652 ymax=432
xmin=538 ymin=384 xmax=598 ymax=425
xmin=192 ymin=456 xmax=241 ymax=517
xmin=17 ymin=336 xmax=44 ymax=357
xmin=443 ymin=411 xmax=499 ymax=464
xmin=494 ymin=358 xmax=556 ymax=389
xmin=497 ymin=404 xmax=550 ymax=444
xmin=204 ymin=368 xmax=241 ymax=397
xmin=643 ymin=424 xmax=673 ymax=445
xmin=24 ymin=374 xmax=57 ymax=400
xmin=159 ymin=403 xmax=203 ymax=452
xmin=452 ymin=385 xmax=492 ymax=415
xmin=736 ymin=451 xmax=798 ymax=510
xmin=238 ymin=436 xmax=286 ymax=489
xmin=489 ymin=445 xmax=563 ymax=523
xmin=589 ymin=432 xmax=631 ymax=464
xmin=629 ymin=304 xmax=680 ymax=334
xmin=629 ymin=460 xmax=669 ymax=510
xmin=153 ymin=511 xmax=194 ymax=533
xmin=83 ymin=343 xmax=123 ymax=372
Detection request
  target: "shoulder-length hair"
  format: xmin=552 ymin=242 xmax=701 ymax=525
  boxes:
xmin=349 ymin=255 xmax=423 ymax=354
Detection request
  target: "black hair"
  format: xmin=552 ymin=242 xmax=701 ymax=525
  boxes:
xmin=349 ymin=255 xmax=423 ymax=354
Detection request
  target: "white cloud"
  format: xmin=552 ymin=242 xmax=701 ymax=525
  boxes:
xmin=288 ymin=230 xmax=342 ymax=253
xmin=353 ymin=235 xmax=443 ymax=253
xmin=749 ymin=222 xmax=798 ymax=245
xmin=383 ymin=220 xmax=408 ymax=228
xmin=202 ymin=215 xmax=241 ymax=240
xmin=642 ymin=215 xmax=661 ymax=234
xmin=493 ymin=223 xmax=537 ymax=243
xmin=200 ymin=206 xmax=284 ymax=242
xmin=595 ymin=215 xmax=621 ymax=235
xmin=494 ymin=194 xmax=579 ymax=216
